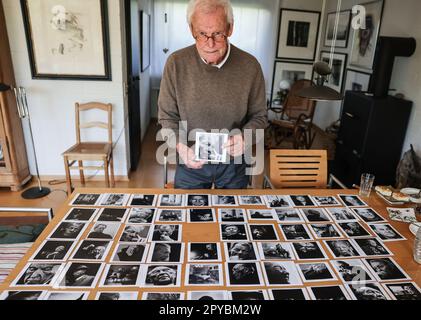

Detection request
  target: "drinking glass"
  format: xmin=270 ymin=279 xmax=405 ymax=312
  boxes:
xmin=359 ymin=173 xmax=375 ymax=197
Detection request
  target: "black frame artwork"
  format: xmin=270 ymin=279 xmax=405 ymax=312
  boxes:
xmin=140 ymin=10 xmax=151 ymax=72
xmin=324 ymin=10 xmax=352 ymax=48
xmin=20 ymin=0 xmax=111 ymax=81
xmin=320 ymin=51 xmax=348 ymax=94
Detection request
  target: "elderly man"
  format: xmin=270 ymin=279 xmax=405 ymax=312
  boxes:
xmin=158 ymin=0 xmax=267 ymax=189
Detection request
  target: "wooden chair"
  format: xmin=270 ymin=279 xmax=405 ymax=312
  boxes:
xmin=62 ymin=102 xmax=115 ymax=194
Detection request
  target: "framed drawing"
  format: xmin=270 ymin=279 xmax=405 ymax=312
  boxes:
xmin=140 ymin=11 xmax=151 ymax=72
xmin=344 ymin=69 xmax=371 ymax=93
xmin=276 ymin=9 xmax=321 ymax=61
xmin=20 ymin=0 xmax=111 ymax=80
xmin=349 ymin=0 xmax=385 ymax=70
xmin=324 ymin=10 xmax=351 ymax=48
xmin=320 ymin=51 xmax=348 ymax=93
xmin=270 ymin=61 xmax=313 ymax=105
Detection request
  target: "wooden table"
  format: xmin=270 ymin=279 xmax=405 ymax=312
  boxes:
xmin=1 ymin=188 xmax=420 ymax=299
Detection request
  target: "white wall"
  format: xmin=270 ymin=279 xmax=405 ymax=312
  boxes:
xmin=2 ymin=0 xmax=129 ymax=178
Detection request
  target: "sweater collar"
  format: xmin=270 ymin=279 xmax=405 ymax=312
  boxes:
xmin=200 ymin=42 xmax=231 ymax=69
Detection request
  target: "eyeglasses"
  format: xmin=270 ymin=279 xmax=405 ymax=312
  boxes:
xmin=194 ymin=32 xmax=227 ymax=43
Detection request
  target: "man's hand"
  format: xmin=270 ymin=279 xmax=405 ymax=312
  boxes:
xmin=224 ymin=134 xmax=245 ymax=158
xmin=176 ymin=143 xmax=206 ymax=169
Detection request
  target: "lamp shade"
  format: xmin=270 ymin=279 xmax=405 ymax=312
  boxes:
xmin=297 ymin=85 xmax=344 ymax=101
xmin=0 ymin=83 xmax=11 ymax=92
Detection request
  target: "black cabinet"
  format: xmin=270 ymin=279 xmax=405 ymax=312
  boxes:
xmin=332 ymin=91 xmax=412 ymax=187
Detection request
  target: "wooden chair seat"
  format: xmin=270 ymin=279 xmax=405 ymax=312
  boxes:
xmin=63 ymin=142 xmax=112 ymax=160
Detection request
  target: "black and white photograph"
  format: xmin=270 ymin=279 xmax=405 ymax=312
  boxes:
xmin=247 ymin=209 xmax=275 ymax=220
xmin=331 ymin=259 xmax=376 ymax=284
xmin=158 ymin=194 xmax=186 ymax=207
xmin=11 ymin=263 xmax=64 ymax=287
xmin=346 ymin=283 xmax=390 ymax=300
xmin=364 ymin=257 xmax=410 ymax=281
xmin=48 ymin=221 xmax=87 ymax=240
xmin=264 ymin=195 xmax=292 ymax=208
xmin=156 ymin=209 xmax=186 ymax=223
xmin=296 ymin=262 xmax=337 ymax=282
xmin=188 ymin=209 xmax=216 ymax=223
xmin=320 ymin=51 xmax=348 ymax=93
xmin=142 ymin=264 xmax=181 ymax=287
xmin=147 ymin=242 xmax=184 ymax=263
xmin=337 ymin=221 xmax=371 ymax=238
xmin=290 ymin=195 xmax=315 ymax=207
xmin=195 ymin=132 xmax=228 ymax=163
xmin=308 ymin=285 xmax=350 ymax=300
xmin=225 ymin=262 xmax=263 ymax=286
xmin=258 ymin=242 xmax=295 ymax=260
xmin=64 ymin=208 xmax=98 ymax=222
xmin=387 ymin=207 xmax=417 ymax=224
xmin=218 ymin=209 xmax=247 ymax=223
xmin=249 ymin=224 xmax=279 ymax=241
xmin=187 ymin=291 xmax=227 ymax=300
xmin=129 ymin=194 xmax=156 ymax=207
xmin=269 ymin=288 xmax=310 ymax=300
xmin=309 ymin=223 xmax=342 ymax=239
xmin=70 ymin=240 xmax=112 ymax=261
xmin=43 ymin=291 xmax=89 ymax=300
xmin=369 ymin=223 xmax=406 ymax=242
xmin=212 ymin=195 xmax=238 ymax=206
xmin=119 ymin=225 xmax=150 ymax=243
xmin=188 ymin=243 xmax=221 ymax=262
xmin=274 ymin=208 xmax=304 ymax=223
xmin=339 ymin=195 xmax=367 ymax=207
xmin=224 ymin=242 xmax=259 ymax=261
xmin=99 ymin=264 xmax=142 ymax=287
xmin=292 ymin=241 xmax=328 ymax=260
xmin=30 ymin=240 xmax=76 ymax=261
xmin=150 ymin=224 xmax=182 ymax=242
xmin=0 ymin=291 xmax=46 ymax=300
xmin=142 ymin=292 xmax=184 ymax=300
xmin=187 ymin=194 xmax=210 ymax=207
xmin=70 ymin=193 xmax=101 ymax=206
xmin=96 ymin=292 xmax=139 ymax=300
xmin=96 ymin=208 xmax=129 ymax=222
xmin=99 ymin=193 xmax=130 ymax=207
xmin=344 ymin=69 xmax=371 ymax=93
xmin=276 ymin=9 xmax=321 ymax=61
xmin=354 ymin=237 xmax=393 ymax=257
xmin=324 ymin=239 xmax=362 ymax=258
xmin=54 ymin=262 xmax=104 ymax=288
xmin=353 ymin=208 xmax=386 ymax=223
xmin=324 ymin=10 xmax=351 ymax=48
xmin=301 ymin=208 xmax=332 ymax=222
xmin=228 ymin=290 xmax=268 ymax=300
xmin=185 ymin=263 xmax=223 ymax=286
xmin=111 ymin=243 xmax=148 ymax=263
xmin=279 ymin=224 xmax=313 ymax=241
xmin=262 ymin=261 xmax=302 ymax=286
xmin=220 ymin=224 xmax=249 ymax=241
xmin=383 ymin=282 xmax=421 ymax=300
xmin=327 ymin=207 xmax=359 ymax=222
xmin=311 ymin=196 xmax=341 ymax=207
xmin=127 ymin=208 xmax=155 ymax=224
xmin=87 ymin=222 xmax=120 ymax=240
xmin=238 ymin=195 xmax=264 ymax=206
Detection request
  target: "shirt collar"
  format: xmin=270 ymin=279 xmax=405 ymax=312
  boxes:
xmin=200 ymin=42 xmax=231 ymax=69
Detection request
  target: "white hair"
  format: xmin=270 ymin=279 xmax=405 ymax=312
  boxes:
xmin=187 ymin=0 xmax=234 ymax=27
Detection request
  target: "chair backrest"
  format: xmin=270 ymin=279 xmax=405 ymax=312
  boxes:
xmin=75 ymin=102 xmax=112 ymax=144
xmin=269 ymin=149 xmax=328 ymax=189
xmin=281 ymin=79 xmax=316 ymax=121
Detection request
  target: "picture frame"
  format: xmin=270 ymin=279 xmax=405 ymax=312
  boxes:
xmin=276 ymin=9 xmax=321 ymax=61
xmin=344 ymin=69 xmax=372 ymax=93
xmin=140 ymin=10 xmax=151 ymax=72
xmin=349 ymin=0 xmax=385 ymax=70
xmin=324 ymin=10 xmax=351 ymax=48
xmin=270 ymin=60 xmax=313 ymax=105
xmin=20 ymin=0 xmax=111 ymax=80
xmin=320 ymin=51 xmax=348 ymax=93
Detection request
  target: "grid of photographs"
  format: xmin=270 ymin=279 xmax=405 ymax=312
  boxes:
xmin=2 ymin=192 xmax=418 ymax=301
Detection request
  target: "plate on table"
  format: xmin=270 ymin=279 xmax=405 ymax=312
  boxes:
xmin=376 ymin=192 xmax=404 ymax=205
xmin=401 ymin=188 xmax=421 ymax=196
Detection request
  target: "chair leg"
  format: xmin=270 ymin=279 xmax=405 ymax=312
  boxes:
xmin=104 ymin=158 xmax=110 ymax=188
xmin=109 ymin=155 xmax=115 ymax=187
xmin=78 ymin=161 xmax=85 ymax=185
xmin=64 ymin=157 xmax=73 ymax=195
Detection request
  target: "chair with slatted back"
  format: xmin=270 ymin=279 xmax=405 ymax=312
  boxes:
xmin=62 ymin=102 xmax=114 ymax=194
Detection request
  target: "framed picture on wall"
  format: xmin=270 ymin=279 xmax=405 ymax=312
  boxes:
xmin=140 ymin=10 xmax=151 ymax=72
xmin=324 ymin=10 xmax=351 ymax=48
xmin=344 ymin=69 xmax=371 ymax=93
xmin=349 ymin=0 xmax=385 ymax=71
xmin=320 ymin=51 xmax=348 ymax=93
xmin=276 ymin=9 xmax=321 ymax=61
xmin=20 ymin=0 xmax=111 ymax=80
xmin=270 ymin=61 xmax=314 ymax=105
